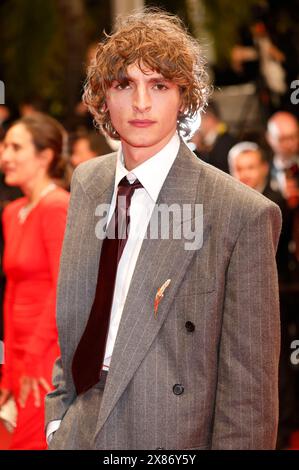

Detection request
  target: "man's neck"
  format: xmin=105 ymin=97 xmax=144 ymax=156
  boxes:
xmin=121 ymin=132 xmax=177 ymax=171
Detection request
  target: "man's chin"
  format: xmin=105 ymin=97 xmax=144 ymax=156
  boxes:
xmin=122 ymin=137 xmax=158 ymax=149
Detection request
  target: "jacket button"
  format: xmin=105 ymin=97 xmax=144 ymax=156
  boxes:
xmin=173 ymin=384 xmax=184 ymax=395
xmin=185 ymin=321 xmax=195 ymax=332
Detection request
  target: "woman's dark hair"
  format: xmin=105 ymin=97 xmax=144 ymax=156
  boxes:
xmin=0 ymin=126 xmax=5 ymax=142
xmin=13 ymin=112 xmax=68 ymax=180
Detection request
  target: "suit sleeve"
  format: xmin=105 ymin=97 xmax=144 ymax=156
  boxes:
xmin=45 ymin=171 xmax=82 ymax=427
xmin=211 ymin=202 xmax=282 ymax=449
xmin=22 ymin=198 xmax=69 ymax=377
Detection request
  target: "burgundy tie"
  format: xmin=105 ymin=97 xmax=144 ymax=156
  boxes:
xmin=72 ymin=176 xmax=143 ymax=395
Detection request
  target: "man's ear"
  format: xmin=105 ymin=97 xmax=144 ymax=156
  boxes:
xmin=179 ymin=99 xmax=185 ymax=114
xmin=265 ymin=131 xmax=271 ymax=146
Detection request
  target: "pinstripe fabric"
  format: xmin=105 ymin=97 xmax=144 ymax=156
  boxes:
xmin=45 ymin=140 xmax=282 ymax=449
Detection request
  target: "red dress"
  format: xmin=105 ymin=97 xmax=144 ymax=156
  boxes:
xmin=1 ymin=187 xmax=69 ymax=450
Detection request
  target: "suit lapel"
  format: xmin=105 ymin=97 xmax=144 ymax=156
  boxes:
xmin=94 ymin=142 xmax=211 ymax=436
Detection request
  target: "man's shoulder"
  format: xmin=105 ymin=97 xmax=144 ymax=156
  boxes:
xmin=74 ymin=152 xmax=117 ymax=181
xmin=193 ymin=152 xmax=281 ymax=218
xmin=71 ymin=152 xmax=117 ymax=195
xmin=194 ymin=159 xmax=282 ymax=247
xmin=262 ymin=182 xmax=285 ymax=207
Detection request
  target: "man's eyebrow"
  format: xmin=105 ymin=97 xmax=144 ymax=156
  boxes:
xmin=114 ymin=75 xmax=170 ymax=83
xmin=147 ymin=77 xmax=171 ymax=83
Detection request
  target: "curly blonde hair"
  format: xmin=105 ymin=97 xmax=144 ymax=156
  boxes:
xmin=83 ymin=8 xmax=210 ymax=139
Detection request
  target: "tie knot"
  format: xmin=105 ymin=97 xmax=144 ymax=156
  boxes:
xmin=118 ymin=176 xmax=143 ymax=193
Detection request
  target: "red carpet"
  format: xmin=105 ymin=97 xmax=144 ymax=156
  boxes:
xmin=289 ymin=431 xmax=299 ymax=450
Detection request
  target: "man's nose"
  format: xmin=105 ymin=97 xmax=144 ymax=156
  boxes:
xmin=132 ymin=86 xmax=151 ymax=113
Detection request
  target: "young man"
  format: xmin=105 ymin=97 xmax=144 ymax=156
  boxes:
xmin=45 ymin=10 xmax=282 ymax=450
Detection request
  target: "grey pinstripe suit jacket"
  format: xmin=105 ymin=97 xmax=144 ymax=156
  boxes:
xmin=45 ymin=140 xmax=282 ymax=449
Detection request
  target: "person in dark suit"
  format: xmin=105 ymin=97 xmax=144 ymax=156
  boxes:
xmin=228 ymin=140 xmax=289 ymax=275
xmin=45 ymin=9 xmax=281 ymax=450
xmin=267 ymin=112 xmax=299 ymax=197
xmin=228 ymin=140 xmax=299 ymax=448
xmin=228 ymin=141 xmax=284 ymax=203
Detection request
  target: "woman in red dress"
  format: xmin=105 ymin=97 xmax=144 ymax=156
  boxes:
xmin=0 ymin=113 xmax=70 ymax=449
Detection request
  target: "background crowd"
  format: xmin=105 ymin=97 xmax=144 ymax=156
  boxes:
xmin=0 ymin=0 xmax=299 ymax=450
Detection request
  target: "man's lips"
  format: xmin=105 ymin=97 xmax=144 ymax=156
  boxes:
xmin=128 ymin=120 xmax=156 ymax=128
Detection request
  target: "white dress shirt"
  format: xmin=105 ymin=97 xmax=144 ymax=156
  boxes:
xmin=46 ymin=132 xmax=180 ymax=443
xmin=103 ymin=132 xmax=180 ymax=368
xmin=271 ymin=154 xmax=299 ymax=195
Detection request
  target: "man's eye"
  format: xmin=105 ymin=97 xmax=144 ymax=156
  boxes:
xmin=154 ymin=83 xmax=168 ymax=91
xmin=115 ymin=82 xmax=130 ymax=90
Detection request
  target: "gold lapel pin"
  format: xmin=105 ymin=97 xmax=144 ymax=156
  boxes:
xmin=154 ymin=279 xmax=171 ymax=318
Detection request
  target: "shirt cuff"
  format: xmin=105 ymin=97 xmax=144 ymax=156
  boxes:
xmin=46 ymin=420 xmax=61 ymax=445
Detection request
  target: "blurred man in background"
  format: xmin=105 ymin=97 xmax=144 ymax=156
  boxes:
xmin=228 ymin=140 xmax=289 ymax=275
xmin=265 ymin=109 xmax=299 ymax=448
xmin=70 ymin=131 xmax=111 ymax=168
xmin=228 ymin=141 xmax=283 ymax=204
xmin=267 ymin=112 xmax=299 ymax=197
xmin=191 ymin=101 xmax=236 ymax=174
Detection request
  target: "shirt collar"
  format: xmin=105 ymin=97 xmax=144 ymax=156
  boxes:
xmin=114 ymin=133 xmax=180 ymax=202
xmin=273 ymin=154 xmax=299 ymax=171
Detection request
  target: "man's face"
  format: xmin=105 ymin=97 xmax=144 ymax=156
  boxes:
xmin=105 ymin=63 xmax=182 ymax=163
xmin=267 ymin=120 xmax=299 ymax=159
xmin=232 ymin=150 xmax=269 ymax=190
xmin=71 ymin=138 xmax=96 ymax=168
